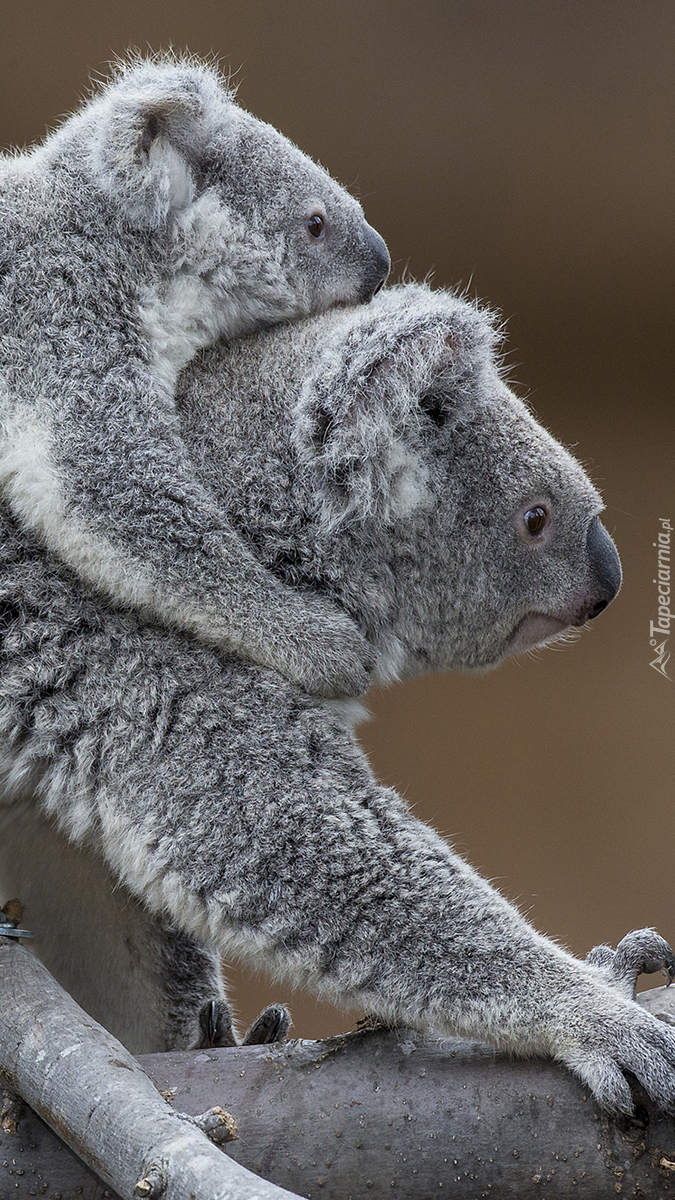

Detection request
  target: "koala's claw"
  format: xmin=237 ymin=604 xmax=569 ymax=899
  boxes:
xmin=0 ymin=898 xmax=33 ymax=940
xmin=241 ymin=1003 xmax=292 ymax=1045
xmin=197 ymin=998 xmax=237 ymax=1048
xmin=586 ymin=928 xmax=675 ymax=1000
xmin=614 ymin=928 xmax=675 ymax=991
xmin=196 ymin=998 xmax=291 ymax=1049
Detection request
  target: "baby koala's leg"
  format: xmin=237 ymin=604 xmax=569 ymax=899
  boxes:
xmin=586 ymin=928 xmax=675 ymax=1001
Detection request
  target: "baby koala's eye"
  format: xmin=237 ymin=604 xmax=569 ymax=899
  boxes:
xmin=523 ymin=505 xmax=549 ymax=537
xmin=306 ymin=212 xmax=325 ymax=239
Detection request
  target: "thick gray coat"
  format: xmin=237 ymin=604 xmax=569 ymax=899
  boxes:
xmin=0 ymin=55 xmax=389 ymax=699
xmin=0 ymin=283 xmax=669 ymax=1119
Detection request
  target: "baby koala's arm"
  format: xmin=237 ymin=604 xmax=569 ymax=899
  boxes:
xmin=0 ymin=377 xmax=373 ymax=698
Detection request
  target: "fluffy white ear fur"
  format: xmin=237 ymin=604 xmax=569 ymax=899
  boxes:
xmin=293 ymin=304 xmax=460 ymax=525
xmin=86 ymin=89 xmax=205 ymax=227
xmin=142 ymin=108 xmax=197 ymax=216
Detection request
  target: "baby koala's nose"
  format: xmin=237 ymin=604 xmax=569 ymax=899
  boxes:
xmin=358 ymin=223 xmax=390 ymax=302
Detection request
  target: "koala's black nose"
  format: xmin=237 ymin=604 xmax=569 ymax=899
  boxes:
xmin=586 ymin=517 xmax=622 ymax=618
xmin=358 ymin=223 xmax=390 ymax=302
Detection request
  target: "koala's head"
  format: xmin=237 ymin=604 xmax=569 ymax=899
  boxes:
xmin=49 ymin=56 xmax=389 ymax=328
xmin=290 ymin=285 xmax=621 ymax=677
xmin=178 ymin=283 xmax=621 ymax=684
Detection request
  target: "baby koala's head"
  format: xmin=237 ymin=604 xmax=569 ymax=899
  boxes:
xmin=47 ymin=55 xmax=390 ymax=332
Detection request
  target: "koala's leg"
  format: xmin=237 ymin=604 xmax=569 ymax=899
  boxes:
xmin=0 ymin=799 xmax=228 ymax=1054
xmin=1 ymin=395 xmax=372 ymax=698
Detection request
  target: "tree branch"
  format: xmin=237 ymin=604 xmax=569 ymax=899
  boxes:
xmin=0 ymin=937 xmax=302 ymax=1200
xmin=2 ymin=933 xmax=675 ymax=1199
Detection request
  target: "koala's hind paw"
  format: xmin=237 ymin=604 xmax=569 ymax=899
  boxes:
xmin=241 ymin=1003 xmax=292 ymax=1045
xmin=196 ymin=999 xmax=292 ymax=1048
xmin=197 ymin=998 xmax=237 ymax=1048
xmin=586 ymin=927 xmax=675 ymax=1000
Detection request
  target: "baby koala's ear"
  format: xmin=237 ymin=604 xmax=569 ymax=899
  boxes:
xmin=85 ymin=70 xmax=217 ymax=227
xmin=293 ymin=292 xmax=466 ymax=525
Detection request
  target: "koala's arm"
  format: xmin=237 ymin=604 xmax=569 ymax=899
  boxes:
xmin=0 ymin=366 xmax=372 ymax=699
xmin=4 ymin=555 xmax=674 ymax=1118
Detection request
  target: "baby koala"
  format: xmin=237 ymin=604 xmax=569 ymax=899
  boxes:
xmin=0 ymin=55 xmax=389 ymax=696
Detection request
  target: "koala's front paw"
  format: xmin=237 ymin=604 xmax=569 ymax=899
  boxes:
xmin=557 ymin=993 xmax=675 ymax=1113
xmin=586 ymin=928 xmax=675 ymax=1000
xmin=556 ymin=991 xmax=675 ymax=1115
xmin=284 ymin=600 xmax=375 ymax=698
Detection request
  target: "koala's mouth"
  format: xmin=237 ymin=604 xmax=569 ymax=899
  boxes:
xmin=508 ymin=612 xmax=571 ymax=654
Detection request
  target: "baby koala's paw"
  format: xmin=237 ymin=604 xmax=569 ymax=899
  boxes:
xmin=196 ymin=998 xmax=291 ymax=1049
xmin=283 ymin=598 xmax=376 ymax=698
xmin=586 ymin=928 xmax=675 ymax=1000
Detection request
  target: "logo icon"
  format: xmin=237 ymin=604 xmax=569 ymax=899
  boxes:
xmin=649 ymin=636 xmax=671 ymax=680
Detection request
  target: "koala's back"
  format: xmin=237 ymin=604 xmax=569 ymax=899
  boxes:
xmin=0 ymin=159 xmax=152 ymax=408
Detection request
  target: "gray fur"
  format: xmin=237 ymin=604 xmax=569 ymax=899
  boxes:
xmin=0 ymin=54 xmax=390 ymax=700
xmin=2 ymin=282 xmax=672 ymax=1117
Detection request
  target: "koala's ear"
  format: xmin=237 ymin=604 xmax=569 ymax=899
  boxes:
xmin=86 ymin=83 xmax=208 ymax=227
xmin=294 ymin=297 xmax=465 ymax=524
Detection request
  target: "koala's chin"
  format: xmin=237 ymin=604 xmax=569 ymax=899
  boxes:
xmin=507 ymin=612 xmax=573 ymax=655
xmin=453 ymin=614 xmax=584 ymax=673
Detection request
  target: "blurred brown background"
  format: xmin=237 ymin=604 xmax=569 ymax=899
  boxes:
xmin=2 ymin=0 xmax=673 ymax=1038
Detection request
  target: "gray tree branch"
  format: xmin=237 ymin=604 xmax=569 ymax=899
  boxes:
xmin=2 ymin=933 xmax=675 ymax=1199
xmin=0 ymin=936 xmax=302 ymax=1200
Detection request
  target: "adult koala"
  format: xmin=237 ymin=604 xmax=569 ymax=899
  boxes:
xmin=0 ymin=55 xmax=389 ymax=700
xmin=1 ymin=282 xmax=672 ymax=1118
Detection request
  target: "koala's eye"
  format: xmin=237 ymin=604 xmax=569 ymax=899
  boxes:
xmin=419 ymin=391 xmax=448 ymax=428
xmin=523 ymin=505 xmax=549 ymax=537
xmin=306 ymin=212 xmax=325 ymax=239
